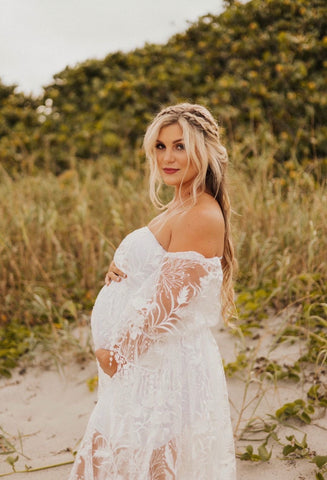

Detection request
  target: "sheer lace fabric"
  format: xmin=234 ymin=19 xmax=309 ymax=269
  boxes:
xmin=68 ymin=226 xmax=236 ymax=480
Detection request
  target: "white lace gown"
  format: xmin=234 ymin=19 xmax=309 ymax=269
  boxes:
xmin=68 ymin=226 xmax=236 ymax=480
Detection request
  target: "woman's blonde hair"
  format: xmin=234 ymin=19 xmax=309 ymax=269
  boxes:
xmin=143 ymin=103 xmax=237 ymax=322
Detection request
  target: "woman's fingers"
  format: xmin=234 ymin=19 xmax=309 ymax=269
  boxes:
xmin=111 ymin=263 xmax=127 ymax=278
xmin=105 ymin=261 xmax=127 ymax=285
xmin=105 ymin=271 xmax=123 ymax=285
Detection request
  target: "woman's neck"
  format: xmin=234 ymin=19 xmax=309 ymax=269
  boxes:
xmin=170 ymin=185 xmax=210 ymax=208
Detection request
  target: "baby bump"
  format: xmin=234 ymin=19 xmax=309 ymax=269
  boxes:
xmin=91 ymin=274 xmax=151 ymax=349
xmin=91 ymin=280 xmax=131 ymax=348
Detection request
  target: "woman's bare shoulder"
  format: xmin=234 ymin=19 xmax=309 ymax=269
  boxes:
xmin=168 ymin=195 xmax=225 ymax=257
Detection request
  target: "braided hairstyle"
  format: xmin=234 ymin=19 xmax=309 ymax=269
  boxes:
xmin=143 ymin=103 xmax=237 ymax=322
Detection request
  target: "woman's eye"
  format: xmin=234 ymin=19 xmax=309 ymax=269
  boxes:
xmin=156 ymin=143 xmax=165 ymax=150
xmin=176 ymin=143 xmax=185 ymax=151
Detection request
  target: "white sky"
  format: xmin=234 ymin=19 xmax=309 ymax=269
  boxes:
xmin=0 ymin=0 xmax=225 ymax=96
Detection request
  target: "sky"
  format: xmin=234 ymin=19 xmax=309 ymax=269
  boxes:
xmin=0 ymin=0 xmax=225 ymax=96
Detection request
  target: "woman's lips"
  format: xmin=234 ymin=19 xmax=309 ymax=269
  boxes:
xmin=163 ymin=168 xmax=179 ymax=174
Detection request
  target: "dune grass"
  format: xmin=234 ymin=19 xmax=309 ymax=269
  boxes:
xmin=0 ymin=137 xmax=325 ymax=334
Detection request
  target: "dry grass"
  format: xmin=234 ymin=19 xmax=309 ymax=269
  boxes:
xmin=229 ymin=140 xmax=326 ymax=309
xmin=0 ymin=142 xmax=326 ymax=329
xmin=0 ymin=160 xmax=153 ymax=326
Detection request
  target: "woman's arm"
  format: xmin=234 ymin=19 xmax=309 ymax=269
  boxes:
xmin=95 ymin=254 xmax=216 ymax=377
xmin=96 ymin=209 xmax=224 ymax=377
xmin=114 ymin=254 xmax=219 ymax=368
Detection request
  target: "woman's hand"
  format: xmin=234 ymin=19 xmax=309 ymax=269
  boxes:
xmin=95 ymin=348 xmax=118 ymax=377
xmin=105 ymin=261 xmax=127 ymax=285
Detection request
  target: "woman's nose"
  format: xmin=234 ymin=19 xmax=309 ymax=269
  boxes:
xmin=163 ymin=148 xmax=174 ymax=162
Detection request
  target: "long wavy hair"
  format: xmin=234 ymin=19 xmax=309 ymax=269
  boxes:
xmin=143 ymin=103 xmax=237 ymax=322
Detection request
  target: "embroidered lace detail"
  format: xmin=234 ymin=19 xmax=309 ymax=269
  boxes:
xmin=110 ymin=252 xmax=223 ymax=373
xmin=68 ymin=227 xmax=236 ymax=480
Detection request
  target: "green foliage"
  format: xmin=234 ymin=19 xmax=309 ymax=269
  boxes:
xmin=307 ymin=384 xmax=327 ymax=408
xmin=0 ymin=79 xmax=39 ymax=174
xmin=282 ymin=433 xmax=308 ymax=457
xmin=238 ymin=443 xmax=272 ymax=462
xmin=275 ymin=399 xmax=315 ymax=424
xmin=316 ymin=473 xmax=325 ymax=480
xmin=0 ymin=0 xmax=326 ymax=175
xmin=312 ymin=457 xmax=327 ymax=470
xmin=313 ymin=457 xmax=327 ymax=480
xmin=0 ymin=321 xmax=31 ymax=377
xmin=237 ymin=414 xmax=327 ymax=474
xmin=254 ymin=357 xmax=301 ymax=382
xmin=224 ymin=353 xmax=249 ymax=376
xmin=5 ymin=454 xmax=19 ymax=471
xmin=236 ymin=288 xmax=270 ymax=333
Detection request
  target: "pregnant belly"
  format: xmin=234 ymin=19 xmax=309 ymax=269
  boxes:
xmin=91 ymin=278 xmax=148 ymax=350
xmin=91 ymin=280 xmax=131 ymax=349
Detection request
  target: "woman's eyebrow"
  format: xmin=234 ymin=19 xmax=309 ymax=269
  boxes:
xmin=156 ymin=138 xmax=183 ymax=144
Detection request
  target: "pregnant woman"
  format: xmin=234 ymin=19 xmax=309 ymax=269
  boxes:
xmin=68 ymin=103 xmax=236 ymax=479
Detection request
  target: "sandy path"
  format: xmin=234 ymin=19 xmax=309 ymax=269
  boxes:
xmin=0 ymin=324 xmax=325 ymax=480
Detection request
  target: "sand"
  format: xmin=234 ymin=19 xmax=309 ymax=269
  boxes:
xmin=0 ymin=319 xmax=325 ymax=480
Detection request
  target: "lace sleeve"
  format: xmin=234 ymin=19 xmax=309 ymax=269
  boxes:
xmin=110 ymin=252 xmax=222 ymax=373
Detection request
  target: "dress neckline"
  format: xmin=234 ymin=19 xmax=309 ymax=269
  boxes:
xmin=144 ymin=226 xmax=222 ymax=262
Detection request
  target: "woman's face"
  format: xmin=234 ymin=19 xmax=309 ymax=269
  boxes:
xmin=155 ymin=123 xmax=198 ymax=188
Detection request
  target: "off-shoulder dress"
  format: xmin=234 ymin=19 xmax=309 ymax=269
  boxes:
xmin=68 ymin=226 xmax=236 ymax=480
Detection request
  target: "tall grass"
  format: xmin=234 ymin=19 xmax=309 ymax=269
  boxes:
xmin=229 ymin=139 xmax=326 ymax=310
xmin=0 ymin=138 xmax=326 ymax=332
xmin=0 ymin=160 xmax=153 ymax=326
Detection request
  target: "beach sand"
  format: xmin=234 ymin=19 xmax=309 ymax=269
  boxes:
xmin=0 ymin=319 xmax=325 ymax=480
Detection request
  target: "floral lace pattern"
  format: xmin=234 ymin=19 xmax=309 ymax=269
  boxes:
xmin=68 ymin=227 xmax=236 ymax=480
